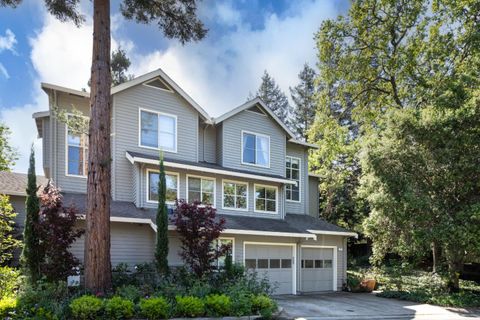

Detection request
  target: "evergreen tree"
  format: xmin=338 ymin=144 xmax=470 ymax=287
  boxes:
xmin=253 ymin=71 xmax=291 ymax=126
xmin=111 ymin=47 xmax=133 ymax=86
xmin=155 ymin=154 xmax=169 ymax=275
xmin=290 ymin=64 xmax=317 ymax=140
xmin=21 ymin=145 xmax=41 ymax=282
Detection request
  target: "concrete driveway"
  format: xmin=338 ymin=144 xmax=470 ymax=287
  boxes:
xmin=276 ymin=292 xmax=480 ymax=320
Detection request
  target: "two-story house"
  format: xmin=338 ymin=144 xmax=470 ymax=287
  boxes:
xmin=27 ymin=68 xmax=356 ymax=294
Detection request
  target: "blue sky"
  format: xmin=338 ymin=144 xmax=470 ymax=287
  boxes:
xmin=0 ymin=0 xmax=349 ymax=173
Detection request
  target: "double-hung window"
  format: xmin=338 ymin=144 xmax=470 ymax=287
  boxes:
xmin=147 ymin=170 xmax=179 ymax=204
xmin=223 ymin=180 xmax=248 ymax=210
xmin=187 ymin=176 xmax=215 ymax=205
xmin=242 ymin=132 xmax=270 ymax=167
xmin=66 ymin=120 xmax=88 ymax=177
xmin=212 ymin=238 xmax=234 ymax=268
xmin=254 ymin=185 xmax=277 ymax=213
xmin=140 ymin=109 xmax=177 ymax=152
xmin=286 ymin=156 xmax=300 ymax=202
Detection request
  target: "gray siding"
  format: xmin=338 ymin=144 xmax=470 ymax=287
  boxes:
xmin=10 ymin=195 xmax=26 ymax=228
xmin=221 ymin=110 xmax=286 ymax=177
xmin=52 ymin=92 xmax=90 ymax=193
xmin=308 ymin=176 xmax=319 ymax=218
xmin=71 ymin=221 xmax=156 ymax=266
xmin=216 ymin=124 xmax=223 ymax=165
xmin=138 ymin=164 xmax=285 ymax=219
xmin=203 ymin=125 xmax=216 ymax=163
xmin=285 ymin=143 xmax=309 ymax=215
xmin=113 ymin=84 xmax=200 ymax=201
xmin=42 ymin=118 xmax=50 ymax=174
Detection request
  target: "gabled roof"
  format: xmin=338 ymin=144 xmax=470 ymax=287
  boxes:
xmin=0 ymin=172 xmax=48 ymax=196
xmin=214 ymin=97 xmax=296 ymax=139
xmin=111 ymin=68 xmax=212 ymax=122
xmin=41 ymin=68 xmax=212 ymax=123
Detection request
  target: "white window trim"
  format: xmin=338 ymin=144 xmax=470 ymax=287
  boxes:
xmin=253 ymin=183 xmax=278 ymax=214
xmin=221 ymin=179 xmax=249 ymax=212
xmin=186 ymin=174 xmax=216 ymax=207
xmin=243 ymin=241 xmax=297 ymax=295
xmin=65 ymin=113 xmax=89 ymax=178
xmin=142 ymin=77 xmax=174 ymax=93
xmin=214 ymin=237 xmax=235 ymax=268
xmin=145 ymin=168 xmax=180 ymax=205
xmin=138 ymin=107 xmax=178 ymax=153
xmin=286 ymin=155 xmax=301 ymax=203
xmin=241 ymin=130 xmax=271 ymax=168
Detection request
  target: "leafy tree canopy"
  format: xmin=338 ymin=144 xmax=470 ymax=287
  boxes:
xmin=0 ymin=124 xmax=17 ymax=172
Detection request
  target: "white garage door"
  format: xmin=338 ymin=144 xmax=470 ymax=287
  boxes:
xmin=301 ymin=247 xmax=335 ymax=292
xmin=244 ymin=244 xmax=294 ymax=295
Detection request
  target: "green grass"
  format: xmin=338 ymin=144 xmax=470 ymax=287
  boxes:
xmin=348 ymin=268 xmax=480 ymax=308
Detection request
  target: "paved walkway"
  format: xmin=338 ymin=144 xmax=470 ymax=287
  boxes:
xmin=276 ymin=292 xmax=480 ymax=320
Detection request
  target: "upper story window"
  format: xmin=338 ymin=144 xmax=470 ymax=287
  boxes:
xmin=187 ymin=175 xmax=215 ymax=206
xmin=222 ymin=180 xmax=248 ymax=211
xmin=147 ymin=169 xmax=179 ymax=204
xmin=286 ymin=156 xmax=301 ymax=202
xmin=139 ymin=109 xmax=177 ymax=152
xmin=254 ymin=184 xmax=277 ymax=214
xmin=242 ymin=131 xmax=270 ymax=167
xmin=66 ymin=122 xmax=88 ymax=177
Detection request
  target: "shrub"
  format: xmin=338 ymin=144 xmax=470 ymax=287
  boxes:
xmin=0 ymin=297 xmax=17 ymax=318
xmin=252 ymin=295 xmax=277 ymax=319
xmin=116 ymin=285 xmax=142 ymax=303
xmin=175 ymin=295 xmax=205 ymax=317
xmin=224 ymin=285 xmax=252 ymax=316
xmin=204 ymin=294 xmax=232 ymax=316
xmin=70 ymin=295 xmax=103 ymax=320
xmin=104 ymin=296 xmax=134 ymax=319
xmin=139 ymin=297 xmax=170 ymax=320
xmin=0 ymin=266 xmax=20 ymax=298
xmin=112 ymin=263 xmax=136 ymax=288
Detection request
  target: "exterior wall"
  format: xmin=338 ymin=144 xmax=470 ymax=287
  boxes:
xmin=71 ymin=221 xmax=156 ymax=266
xmin=112 ymin=84 xmax=200 ymax=202
xmin=285 ymin=143 xmax=309 ymax=215
xmin=50 ymin=92 xmax=90 ymax=193
xmin=308 ymin=176 xmax=319 ymax=218
xmin=42 ymin=118 xmax=50 ymax=175
xmin=137 ymin=164 xmax=285 ymax=219
xmin=9 ymin=195 xmax=26 ymax=228
xmin=221 ymin=110 xmax=286 ymax=177
xmin=216 ymin=124 xmax=223 ymax=165
xmin=198 ymin=122 xmax=216 ymax=163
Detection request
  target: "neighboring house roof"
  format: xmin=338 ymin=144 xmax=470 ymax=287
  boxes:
xmin=40 ymin=68 xmax=212 ymax=123
xmin=214 ymin=98 xmax=318 ymax=149
xmin=62 ymin=192 xmax=356 ymax=238
xmin=0 ymin=171 xmax=48 ymax=196
xmin=125 ymin=151 xmax=296 ymax=185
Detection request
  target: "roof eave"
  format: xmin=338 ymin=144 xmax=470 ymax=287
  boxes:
xmin=307 ymin=229 xmax=358 ymax=238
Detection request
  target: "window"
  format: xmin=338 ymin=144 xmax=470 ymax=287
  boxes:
xmin=67 ymin=122 xmax=88 ymax=176
xmin=254 ymin=185 xmax=277 ymax=213
xmin=257 ymin=259 xmax=269 ymax=269
xmin=324 ymin=259 xmax=333 ymax=268
xmin=187 ymin=176 xmax=215 ymax=205
xmin=139 ymin=109 xmax=177 ymax=152
xmin=222 ymin=180 xmax=248 ymax=210
xmin=286 ymin=156 xmax=300 ymax=201
xmin=147 ymin=170 xmax=179 ymax=204
xmin=281 ymin=259 xmax=292 ymax=269
xmin=242 ymin=132 xmax=270 ymax=167
xmin=269 ymin=259 xmax=280 ymax=268
xmin=212 ymin=238 xmax=234 ymax=268
xmin=245 ymin=259 xmax=256 ymax=269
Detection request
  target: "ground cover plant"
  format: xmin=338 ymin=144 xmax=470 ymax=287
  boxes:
xmin=348 ymin=267 xmax=480 ymax=308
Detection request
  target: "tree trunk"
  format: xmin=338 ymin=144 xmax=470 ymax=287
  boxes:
xmin=431 ymin=242 xmax=437 ymax=274
xmin=84 ymin=0 xmax=112 ymax=294
xmin=445 ymin=247 xmax=463 ymax=293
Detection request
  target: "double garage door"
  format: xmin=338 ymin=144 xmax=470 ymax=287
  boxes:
xmin=244 ymin=244 xmax=335 ymax=294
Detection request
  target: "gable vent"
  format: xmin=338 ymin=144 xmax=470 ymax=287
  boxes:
xmin=247 ymin=105 xmax=267 ymax=116
xmin=144 ymin=77 xmax=172 ymax=92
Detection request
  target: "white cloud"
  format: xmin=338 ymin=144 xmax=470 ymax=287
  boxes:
xmin=129 ymin=0 xmax=340 ymax=116
xmin=0 ymin=63 xmax=9 ymax=79
xmin=0 ymin=29 xmax=16 ymax=53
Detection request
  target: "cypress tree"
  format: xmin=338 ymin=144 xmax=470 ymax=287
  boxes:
xmin=155 ymin=153 xmax=169 ymax=275
xmin=21 ymin=145 xmax=41 ymax=282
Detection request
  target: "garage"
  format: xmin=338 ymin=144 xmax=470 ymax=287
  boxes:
xmin=244 ymin=243 xmax=296 ymax=295
xmin=301 ymin=246 xmax=336 ymax=292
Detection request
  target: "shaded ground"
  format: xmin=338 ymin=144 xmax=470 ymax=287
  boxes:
xmin=276 ymin=292 xmax=480 ymax=320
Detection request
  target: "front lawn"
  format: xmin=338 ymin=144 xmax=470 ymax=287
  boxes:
xmin=348 ymin=268 xmax=480 ymax=308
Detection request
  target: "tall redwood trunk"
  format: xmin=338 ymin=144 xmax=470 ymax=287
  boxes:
xmin=84 ymin=0 xmax=112 ymax=294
